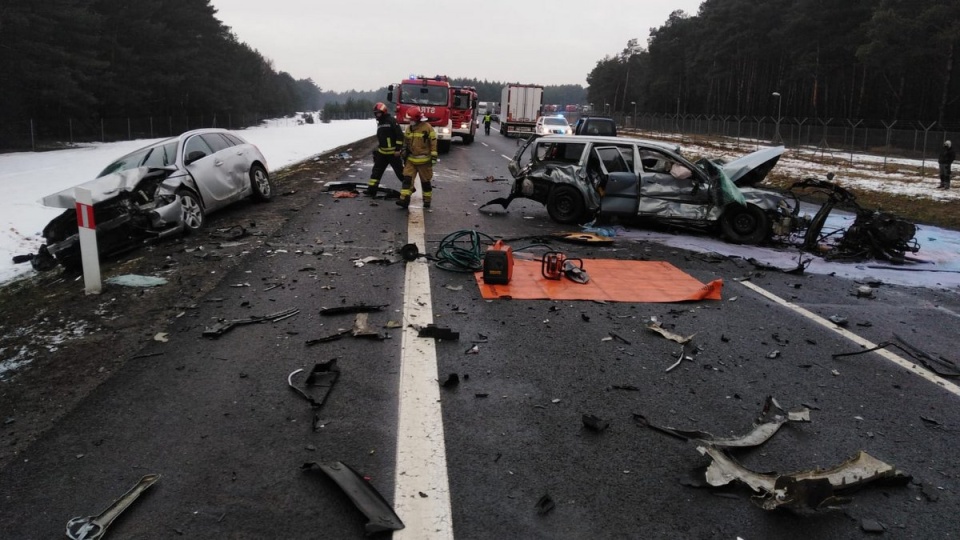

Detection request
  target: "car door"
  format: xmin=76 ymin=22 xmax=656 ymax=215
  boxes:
xmin=202 ymin=133 xmax=249 ymax=206
xmin=593 ymin=145 xmax=640 ymax=219
xmin=637 ymin=148 xmax=713 ymax=220
xmin=182 ymin=134 xmax=238 ymax=212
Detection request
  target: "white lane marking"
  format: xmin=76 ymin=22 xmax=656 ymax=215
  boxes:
xmin=501 ymin=154 xmax=512 ymax=160
xmin=739 ymin=280 xmax=960 ymax=397
xmin=393 ymin=190 xmax=454 ymax=540
xmin=480 ymin=142 xmax=489 ymax=147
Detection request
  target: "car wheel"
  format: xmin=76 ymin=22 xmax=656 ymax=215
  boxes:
xmin=178 ymin=189 xmax=204 ymax=234
xmin=250 ymin=164 xmax=272 ymax=202
xmin=720 ymin=204 xmax=770 ymax=244
xmin=547 ymin=185 xmax=586 ymax=225
xmin=438 ymin=140 xmax=451 ymax=154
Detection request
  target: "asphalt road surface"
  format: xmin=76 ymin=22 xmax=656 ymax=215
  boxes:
xmin=2 ymin=129 xmax=959 ymax=539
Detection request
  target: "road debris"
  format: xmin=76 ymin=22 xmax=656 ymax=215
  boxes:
xmin=105 ymin=275 xmax=168 ymax=287
xmin=647 ymin=320 xmax=695 ymax=344
xmin=319 ymin=304 xmax=387 ymax=316
xmin=417 ymin=324 xmax=459 ymax=341
xmin=202 ymin=308 xmax=300 ymax=338
xmin=535 ymin=493 xmax=556 ymax=515
xmin=66 ymin=474 xmax=160 ymax=540
xmin=288 ymin=360 xmax=340 ymax=430
xmin=440 ymin=373 xmax=460 ymax=388
xmin=352 ymin=313 xmax=384 ymax=340
xmin=305 ymin=329 xmax=350 ymax=345
xmin=302 ymin=461 xmax=404 ymax=535
xmin=582 ymin=414 xmax=610 ymax=432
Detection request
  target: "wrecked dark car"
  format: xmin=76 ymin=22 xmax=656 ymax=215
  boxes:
xmin=483 ymin=135 xmax=802 ymax=244
xmin=30 ymin=128 xmax=272 ymax=271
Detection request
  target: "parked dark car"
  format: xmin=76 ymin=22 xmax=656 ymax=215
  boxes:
xmin=32 ymin=128 xmax=272 ymax=271
xmin=483 ymin=135 xmax=801 ymax=244
xmin=573 ymin=116 xmax=618 ymax=136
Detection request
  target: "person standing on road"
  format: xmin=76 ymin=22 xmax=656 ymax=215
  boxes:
xmin=397 ymin=106 xmax=438 ymax=209
xmin=938 ymin=140 xmax=955 ymax=189
xmin=365 ymin=102 xmax=405 ymax=196
xmin=483 ymin=112 xmax=492 ymax=135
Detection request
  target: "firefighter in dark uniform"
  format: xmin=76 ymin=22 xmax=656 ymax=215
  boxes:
xmin=365 ymin=102 xmax=405 ymax=196
xmin=397 ymin=106 xmax=438 ymax=209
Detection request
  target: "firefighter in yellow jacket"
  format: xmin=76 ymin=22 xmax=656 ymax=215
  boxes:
xmin=397 ymin=106 xmax=438 ymax=209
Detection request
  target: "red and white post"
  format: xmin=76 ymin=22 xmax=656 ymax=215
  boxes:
xmin=74 ymin=187 xmax=102 ymax=294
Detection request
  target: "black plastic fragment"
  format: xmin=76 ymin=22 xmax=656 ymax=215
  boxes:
xmin=320 ymin=304 xmax=387 ymax=316
xmin=302 ymin=461 xmax=404 ymax=535
xmin=582 ymin=414 xmax=610 ymax=432
xmin=288 ymin=360 xmax=340 ymax=414
xmin=535 ymin=493 xmax=555 ymax=515
xmin=418 ymin=324 xmax=459 ymax=341
xmin=305 ymin=329 xmax=351 ymax=345
xmin=440 ymin=373 xmax=460 ymax=388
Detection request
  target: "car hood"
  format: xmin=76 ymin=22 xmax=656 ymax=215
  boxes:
xmin=41 ymin=166 xmax=174 ymax=209
xmin=719 ymin=146 xmax=785 ymax=187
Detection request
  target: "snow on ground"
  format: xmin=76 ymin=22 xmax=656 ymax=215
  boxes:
xmin=0 ymin=119 xmax=373 ymax=284
xmin=0 ymin=120 xmax=957 ymax=289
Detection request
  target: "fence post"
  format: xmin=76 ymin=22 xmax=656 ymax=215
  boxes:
xmin=881 ymin=120 xmax=897 ymax=168
xmin=919 ymin=121 xmax=936 ymax=176
xmin=127 ymin=117 xmax=132 ymax=140
xmin=149 ymin=117 xmax=154 ymax=138
xmin=752 ymin=116 xmax=766 ymax=150
xmin=847 ymin=119 xmax=862 ymax=164
xmin=817 ymin=118 xmax=834 ymax=157
xmin=735 ymin=116 xmax=745 ymax=147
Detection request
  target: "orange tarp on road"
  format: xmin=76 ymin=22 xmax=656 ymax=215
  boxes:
xmin=475 ymin=259 xmax=723 ymax=303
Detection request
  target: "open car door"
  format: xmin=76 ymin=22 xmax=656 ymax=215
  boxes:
xmin=595 ymin=145 xmax=639 ymax=220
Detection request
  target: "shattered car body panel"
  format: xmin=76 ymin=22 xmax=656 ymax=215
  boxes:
xmin=31 ymin=128 xmax=271 ymax=271
xmin=490 ymin=135 xmax=800 ymax=244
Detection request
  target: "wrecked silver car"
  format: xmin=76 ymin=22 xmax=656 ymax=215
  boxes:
xmin=30 ymin=128 xmax=272 ymax=271
xmin=483 ymin=135 xmax=801 ymax=244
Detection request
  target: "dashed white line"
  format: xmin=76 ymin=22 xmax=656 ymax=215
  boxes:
xmin=739 ymin=280 xmax=960 ymax=397
xmin=393 ymin=190 xmax=454 ymax=539
xmin=501 ymin=154 xmax=512 ymax=160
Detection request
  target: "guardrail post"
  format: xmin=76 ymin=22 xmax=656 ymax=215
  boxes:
xmin=74 ymin=187 xmax=102 ymax=295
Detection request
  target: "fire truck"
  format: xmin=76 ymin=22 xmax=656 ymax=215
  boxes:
xmin=387 ymin=75 xmax=453 ymax=153
xmin=450 ymin=85 xmax=478 ymax=144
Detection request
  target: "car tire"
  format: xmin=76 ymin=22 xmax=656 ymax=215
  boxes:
xmin=250 ymin=164 xmax=272 ymax=202
xmin=438 ymin=140 xmax=451 ymax=154
xmin=547 ymin=185 xmax=586 ymax=225
xmin=720 ymin=204 xmax=770 ymax=244
xmin=178 ymin=189 xmax=204 ymax=234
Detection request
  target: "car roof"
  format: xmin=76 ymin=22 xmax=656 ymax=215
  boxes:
xmin=535 ymin=134 xmax=677 ymax=152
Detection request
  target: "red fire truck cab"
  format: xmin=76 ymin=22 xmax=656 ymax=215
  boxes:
xmin=388 ymin=75 xmax=453 ymax=153
xmin=450 ymin=86 xmax=478 ymax=145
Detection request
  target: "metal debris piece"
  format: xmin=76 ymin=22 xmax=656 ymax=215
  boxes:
xmin=697 ymin=446 xmax=910 ymax=512
xmin=320 ymin=304 xmax=387 ymax=316
xmin=465 ymin=344 xmax=480 ymax=355
xmin=202 ymin=308 xmax=300 ymax=338
xmin=418 ymin=324 xmax=459 ymax=341
xmin=302 ymin=461 xmax=404 ymax=535
xmin=352 ymin=313 xmax=383 ymax=340
xmin=892 ymin=333 xmax=960 ymax=378
xmin=305 ymin=329 xmax=350 ymax=345
xmin=608 ymin=332 xmax=631 ymax=345
xmin=66 ymin=474 xmax=160 ymax=540
xmin=828 ymin=315 xmax=848 ymax=327
xmin=665 ymin=347 xmax=692 ymax=373
xmin=638 ymin=396 xmax=810 ymax=448
xmin=288 ymin=360 xmax=340 ymax=428
xmin=647 ymin=321 xmax=696 ymax=344
xmin=582 ymin=414 xmax=610 ymax=432
xmin=535 ymin=493 xmax=556 ymax=515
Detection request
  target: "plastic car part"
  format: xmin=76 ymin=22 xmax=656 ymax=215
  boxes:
xmin=697 ymin=446 xmax=911 ymax=512
xmin=302 ymin=461 xmax=404 ymax=535
xmin=287 ymin=360 xmax=340 ymax=410
xmin=202 ymin=308 xmax=300 ymax=338
xmin=417 ymin=324 xmax=460 ymax=340
xmin=319 ymin=304 xmax=388 ymax=316
xmin=66 ymin=474 xmax=160 ymax=540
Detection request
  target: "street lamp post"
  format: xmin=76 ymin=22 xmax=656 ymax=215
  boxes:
xmin=604 ymin=102 xmax=609 ymax=115
xmin=631 ymin=101 xmax=636 ymax=130
xmin=772 ymin=91 xmax=783 ymax=144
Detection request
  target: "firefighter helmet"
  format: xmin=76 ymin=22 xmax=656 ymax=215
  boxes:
xmin=373 ymin=102 xmax=388 ymax=115
xmin=406 ymin=106 xmax=422 ymax=122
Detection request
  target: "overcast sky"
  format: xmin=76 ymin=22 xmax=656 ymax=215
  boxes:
xmin=209 ymin=0 xmax=704 ymax=93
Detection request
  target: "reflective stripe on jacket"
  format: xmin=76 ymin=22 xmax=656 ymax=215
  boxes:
xmin=376 ymin=115 xmax=404 ymax=155
xmin=404 ymin=121 xmax=437 ymax=164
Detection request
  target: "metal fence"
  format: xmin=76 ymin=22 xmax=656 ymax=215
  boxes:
xmin=1 ymin=113 xmax=271 ymax=152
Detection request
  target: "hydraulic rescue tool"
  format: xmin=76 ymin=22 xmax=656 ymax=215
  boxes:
xmin=541 ymin=251 xmax=589 ymax=283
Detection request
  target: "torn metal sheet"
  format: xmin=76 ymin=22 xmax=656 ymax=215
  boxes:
xmin=202 ymin=308 xmax=300 ymax=338
xmin=647 ymin=321 xmax=696 ymax=344
xmin=352 ymin=313 xmax=384 ymax=340
xmin=302 ymin=461 xmax=404 ymax=535
xmin=66 ymin=474 xmax=160 ymax=540
xmin=638 ymin=396 xmax=810 ymax=448
xmin=288 ymin=360 xmax=340 ymax=412
xmin=319 ymin=304 xmax=388 ymax=316
xmin=697 ymin=446 xmax=911 ymax=512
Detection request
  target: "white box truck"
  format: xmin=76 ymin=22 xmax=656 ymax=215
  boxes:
xmin=499 ymin=84 xmax=543 ymax=137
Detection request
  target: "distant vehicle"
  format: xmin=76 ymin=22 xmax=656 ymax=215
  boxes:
xmin=564 ymin=105 xmax=578 ymax=113
xmin=485 ymin=134 xmax=799 ymax=245
xmin=500 ymin=83 xmax=544 ymax=137
xmin=32 ymin=128 xmax=272 ymax=271
xmin=387 ymin=74 xmax=453 ymax=153
xmin=573 ymin=116 xmax=617 ymax=136
xmin=535 ymin=115 xmax=572 ymax=136
xmin=450 ymin=85 xmax=478 ymax=144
